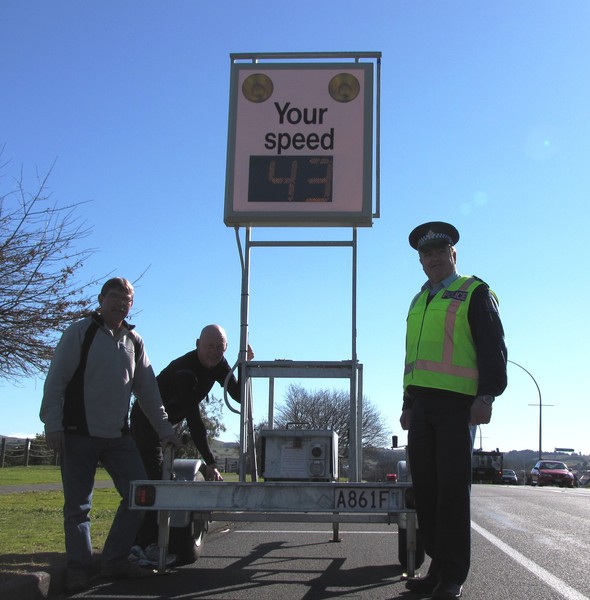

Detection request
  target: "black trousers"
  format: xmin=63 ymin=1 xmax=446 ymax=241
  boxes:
xmin=130 ymin=402 xmax=163 ymax=547
xmin=408 ymin=396 xmax=472 ymax=585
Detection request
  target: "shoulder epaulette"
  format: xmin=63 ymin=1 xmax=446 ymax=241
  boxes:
xmin=472 ymin=275 xmax=490 ymax=287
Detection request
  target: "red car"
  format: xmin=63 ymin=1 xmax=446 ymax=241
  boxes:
xmin=530 ymin=460 xmax=575 ymax=488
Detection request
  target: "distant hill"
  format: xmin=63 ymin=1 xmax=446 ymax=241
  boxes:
xmin=210 ymin=439 xmax=240 ymax=468
xmin=502 ymin=449 xmax=589 ymax=470
xmin=211 ymin=439 xmax=239 ymax=450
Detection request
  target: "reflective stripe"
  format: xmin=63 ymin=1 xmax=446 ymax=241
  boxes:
xmin=409 ymin=359 xmax=479 ymax=379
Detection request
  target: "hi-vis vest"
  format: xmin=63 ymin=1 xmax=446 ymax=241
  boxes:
xmin=403 ymin=276 xmax=484 ymax=396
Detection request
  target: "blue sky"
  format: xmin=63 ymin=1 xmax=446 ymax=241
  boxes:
xmin=1 ymin=1 xmax=589 ymax=455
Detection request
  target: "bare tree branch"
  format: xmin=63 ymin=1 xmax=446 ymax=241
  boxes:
xmin=0 ymin=158 xmax=100 ymax=382
xmin=274 ymin=383 xmax=390 ymax=454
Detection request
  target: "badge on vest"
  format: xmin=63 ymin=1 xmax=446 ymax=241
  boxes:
xmin=441 ymin=290 xmax=468 ymax=301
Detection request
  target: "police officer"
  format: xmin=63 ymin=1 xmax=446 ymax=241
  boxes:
xmin=400 ymin=222 xmax=507 ymax=599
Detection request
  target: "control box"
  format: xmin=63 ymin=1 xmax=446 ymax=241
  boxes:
xmin=260 ymin=429 xmax=339 ymax=482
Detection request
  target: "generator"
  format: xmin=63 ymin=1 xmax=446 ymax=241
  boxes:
xmin=260 ymin=428 xmax=338 ymax=482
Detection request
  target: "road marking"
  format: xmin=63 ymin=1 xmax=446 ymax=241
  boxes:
xmin=472 ymin=521 xmax=588 ymax=600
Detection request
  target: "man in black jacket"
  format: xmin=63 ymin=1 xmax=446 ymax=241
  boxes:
xmin=130 ymin=324 xmax=251 ymax=555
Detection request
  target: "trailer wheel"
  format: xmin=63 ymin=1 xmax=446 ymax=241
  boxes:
xmin=169 ymin=519 xmax=208 ymax=565
xmin=398 ymin=527 xmax=425 ymax=572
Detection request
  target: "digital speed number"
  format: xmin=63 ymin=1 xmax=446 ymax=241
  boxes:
xmin=248 ymin=155 xmax=333 ymax=203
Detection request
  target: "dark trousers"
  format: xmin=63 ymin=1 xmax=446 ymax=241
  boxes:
xmin=408 ymin=396 xmax=472 ymax=585
xmin=129 ymin=402 xmax=163 ymax=547
xmin=61 ymin=434 xmax=147 ymax=569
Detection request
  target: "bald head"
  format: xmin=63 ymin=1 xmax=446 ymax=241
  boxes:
xmin=197 ymin=324 xmax=228 ymax=368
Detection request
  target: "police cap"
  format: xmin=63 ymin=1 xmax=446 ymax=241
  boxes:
xmin=409 ymin=221 xmax=460 ymax=250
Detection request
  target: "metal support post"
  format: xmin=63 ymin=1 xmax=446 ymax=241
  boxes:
xmin=405 ymin=511 xmax=417 ymax=577
xmin=348 ymin=229 xmax=360 ymax=481
xmin=238 ymin=227 xmax=252 ymax=481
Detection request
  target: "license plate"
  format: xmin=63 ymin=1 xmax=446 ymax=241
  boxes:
xmin=334 ymin=487 xmax=401 ymax=511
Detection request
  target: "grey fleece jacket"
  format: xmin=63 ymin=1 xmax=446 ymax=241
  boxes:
xmin=40 ymin=313 xmax=174 ymax=440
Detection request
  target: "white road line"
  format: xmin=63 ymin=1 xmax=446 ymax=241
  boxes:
xmin=472 ymin=521 xmax=589 ymax=600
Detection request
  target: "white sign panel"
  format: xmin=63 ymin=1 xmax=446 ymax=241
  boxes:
xmin=225 ymin=61 xmax=374 ymax=227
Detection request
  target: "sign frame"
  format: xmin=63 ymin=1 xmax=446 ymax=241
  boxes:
xmin=224 ymin=53 xmax=380 ymax=227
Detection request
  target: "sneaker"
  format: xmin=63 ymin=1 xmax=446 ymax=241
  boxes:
xmin=143 ymin=543 xmax=177 ymax=567
xmin=101 ymin=561 xmax=154 ymax=580
xmin=128 ymin=545 xmax=149 ymax=564
xmin=65 ymin=568 xmax=89 ymax=592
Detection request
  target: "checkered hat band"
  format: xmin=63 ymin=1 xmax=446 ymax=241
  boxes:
xmin=418 ymin=232 xmax=452 ymax=248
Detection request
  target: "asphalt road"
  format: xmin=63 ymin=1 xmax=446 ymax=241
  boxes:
xmin=60 ymin=484 xmax=590 ymax=600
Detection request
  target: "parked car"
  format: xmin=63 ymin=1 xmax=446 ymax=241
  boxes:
xmin=501 ymin=468 xmax=518 ymax=485
xmin=530 ymin=460 xmax=575 ymax=488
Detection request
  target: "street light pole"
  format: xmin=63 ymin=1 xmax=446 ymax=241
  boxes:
xmin=477 ymin=426 xmax=488 ymax=451
xmin=507 ymin=359 xmax=551 ymax=463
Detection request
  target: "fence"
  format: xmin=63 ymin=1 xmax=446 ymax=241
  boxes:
xmin=0 ymin=437 xmax=58 ymax=467
xmin=224 ymin=457 xmax=239 ymax=473
xmin=2 ymin=438 xmax=237 ymax=471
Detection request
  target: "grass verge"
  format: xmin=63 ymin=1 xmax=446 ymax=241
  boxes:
xmin=0 ymin=487 xmax=118 ymax=582
xmin=0 ymin=465 xmax=238 ymax=576
xmin=0 ymin=465 xmax=111 ymax=486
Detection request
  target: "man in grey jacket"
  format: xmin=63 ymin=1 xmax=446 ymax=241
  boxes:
xmin=40 ymin=277 xmax=181 ymax=593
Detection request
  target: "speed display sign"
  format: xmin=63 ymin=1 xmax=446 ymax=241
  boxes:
xmin=224 ymin=54 xmax=378 ymax=227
